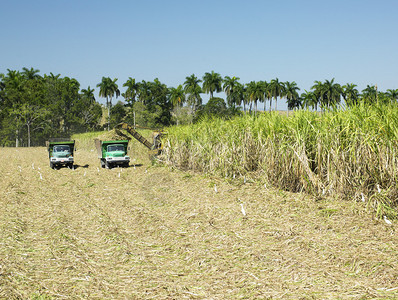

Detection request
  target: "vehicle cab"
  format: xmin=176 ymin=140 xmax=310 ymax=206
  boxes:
xmin=47 ymin=140 xmax=75 ymax=169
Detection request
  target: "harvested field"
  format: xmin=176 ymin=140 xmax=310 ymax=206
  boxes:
xmin=0 ymin=139 xmax=397 ymax=299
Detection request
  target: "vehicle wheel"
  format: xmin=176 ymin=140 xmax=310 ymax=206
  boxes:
xmin=100 ymin=160 xmax=105 ymax=168
xmin=68 ymin=163 xmax=73 ymax=169
xmin=50 ymin=162 xmax=54 ymax=169
xmin=105 ymin=161 xmax=111 ymax=169
xmin=124 ymin=162 xmax=129 ymax=168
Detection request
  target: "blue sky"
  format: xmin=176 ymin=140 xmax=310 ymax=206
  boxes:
xmin=1 ymin=0 xmax=397 ymax=109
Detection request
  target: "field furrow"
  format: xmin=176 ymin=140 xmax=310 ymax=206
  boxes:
xmin=0 ymin=146 xmax=397 ymax=299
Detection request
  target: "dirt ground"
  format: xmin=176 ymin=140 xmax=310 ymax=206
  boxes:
xmin=0 ymin=144 xmax=397 ymax=299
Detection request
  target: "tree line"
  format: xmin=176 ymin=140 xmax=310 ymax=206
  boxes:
xmin=1 ymin=67 xmax=397 ymax=146
xmin=0 ymin=68 xmax=102 ymax=147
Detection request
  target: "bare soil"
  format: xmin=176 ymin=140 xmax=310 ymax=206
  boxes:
xmin=0 ymin=144 xmax=397 ymax=299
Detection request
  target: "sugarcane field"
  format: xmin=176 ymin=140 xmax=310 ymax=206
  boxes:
xmin=1 ymin=122 xmax=397 ymax=299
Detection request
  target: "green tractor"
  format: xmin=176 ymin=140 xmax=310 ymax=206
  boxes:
xmin=46 ymin=140 xmax=75 ymax=169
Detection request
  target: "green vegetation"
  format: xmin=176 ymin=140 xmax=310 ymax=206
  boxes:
xmin=163 ymin=103 xmax=398 ymax=217
xmin=3 ymin=67 xmax=397 ymax=148
xmin=0 ymin=68 xmax=102 ymax=146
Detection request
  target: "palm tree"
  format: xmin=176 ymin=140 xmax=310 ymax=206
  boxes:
xmin=202 ymin=71 xmax=222 ymax=99
xmin=269 ymin=78 xmax=285 ymax=112
xmin=242 ymin=85 xmax=250 ymax=113
xmin=342 ymin=83 xmax=359 ymax=107
xmin=44 ymin=72 xmax=61 ymax=81
xmin=123 ymin=77 xmax=139 ymax=106
xmin=136 ymin=80 xmax=151 ymax=105
xmin=223 ymin=76 xmax=240 ymax=108
xmin=264 ymin=81 xmax=272 ymax=112
xmin=234 ymin=82 xmax=245 ymax=110
xmin=22 ymin=67 xmax=40 ymax=80
xmin=256 ymin=81 xmax=266 ymax=114
xmin=386 ymin=89 xmax=398 ymax=103
xmin=97 ymin=77 xmax=120 ymax=131
xmin=245 ymin=81 xmax=265 ymax=115
xmin=311 ymin=80 xmax=323 ymax=110
xmin=321 ymin=78 xmax=342 ymax=108
xmin=284 ymin=81 xmax=300 ymax=115
xmin=301 ymin=90 xmax=318 ymax=111
xmin=169 ymin=85 xmax=185 ymax=107
xmin=361 ymin=85 xmax=377 ymax=104
xmin=81 ymin=86 xmax=96 ymax=104
xmin=170 ymin=85 xmax=185 ymax=125
xmin=4 ymin=69 xmax=23 ymax=91
xmin=245 ymin=81 xmax=256 ymax=113
xmin=260 ymin=81 xmax=269 ymax=111
xmin=184 ymin=74 xmax=202 ymax=114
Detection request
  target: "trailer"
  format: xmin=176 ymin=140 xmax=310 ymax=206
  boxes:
xmin=94 ymin=123 xmax=164 ymax=169
xmin=94 ymin=139 xmax=130 ymax=169
xmin=46 ymin=139 xmax=75 ymax=169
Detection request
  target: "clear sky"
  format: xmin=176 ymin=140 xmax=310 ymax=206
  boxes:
xmin=1 ymin=0 xmax=397 ymax=109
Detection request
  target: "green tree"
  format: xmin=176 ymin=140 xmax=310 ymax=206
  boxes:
xmin=81 ymin=86 xmax=96 ymax=104
xmin=342 ymin=83 xmax=359 ymax=107
xmin=284 ymin=81 xmax=300 ymax=114
xmin=202 ymin=71 xmax=222 ymax=99
xmin=260 ymin=81 xmax=269 ymax=111
xmin=243 ymin=84 xmax=251 ymax=113
xmin=321 ymin=78 xmax=342 ymax=108
xmin=150 ymin=78 xmax=172 ymax=125
xmin=170 ymin=85 xmax=186 ymax=125
xmin=301 ymin=90 xmax=318 ymax=111
xmin=311 ymin=80 xmax=323 ymax=110
xmin=264 ymin=81 xmax=272 ymax=112
xmin=386 ymin=89 xmax=398 ymax=103
xmin=110 ymin=101 xmax=127 ymax=127
xmin=269 ymin=78 xmax=285 ymax=112
xmin=12 ymin=103 xmax=49 ymax=147
xmin=22 ymin=67 xmax=41 ymax=80
xmin=199 ymin=97 xmax=227 ymax=118
xmin=184 ymin=74 xmax=202 ymax=114
xmin=132 ymin=79 xmax=172 ymax=127
xmin=245 ymin=81 xmax=256 ymax=113
xmin=361 ymin=85 xmax=377 ymax=104
xmin=123 ymin=77 xmax=139 ymax=106
xmin=59 ymin=77 xmax=81 ymax=133
xmin=136 ymin=80 xmax=150 ymax=105
xmin=245 ymin=81 xmax=265 ymax=115
xmin=169 ymin=85 xmax=185 ymax=107
xmin=1 ymin=68 xmax=106 ymax=145
xmin=223 ymin=76 xmax=241 ymax=108
xmin=2 ymin=69 xmax=26 ymax=146
xmin=97 ymin=77 xmax=120 ymax=131
xmin=80 ymin=86 xmax=102 ymax=131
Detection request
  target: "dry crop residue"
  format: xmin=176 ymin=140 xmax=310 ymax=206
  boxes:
xmin=0 ymin=146 xmax=397 ymax=299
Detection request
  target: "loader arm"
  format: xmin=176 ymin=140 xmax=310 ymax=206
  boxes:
xmin=115 ymin=123 xmax=163 ymax=156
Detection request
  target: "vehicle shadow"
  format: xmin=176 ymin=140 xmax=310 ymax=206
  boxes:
xmin=127 ymin=163 xmax=143 ymax=168
xmin=73 ymin=164 xmax=90 ymax=169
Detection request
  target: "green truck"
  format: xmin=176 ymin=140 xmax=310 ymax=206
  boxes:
xmin=94 ymin=139 xmax=130 ymax=168
xmin=46 ymin=140 xmax=75 ymax=169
